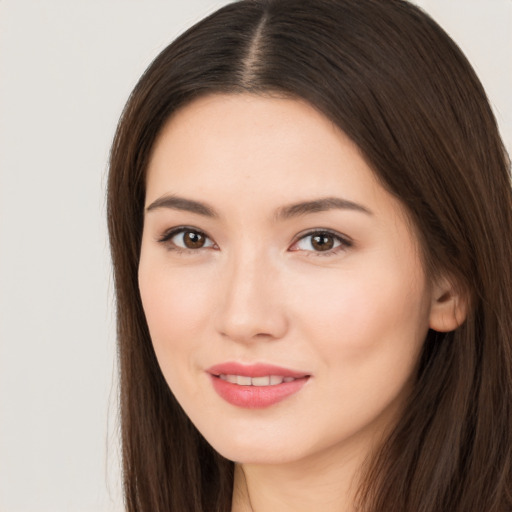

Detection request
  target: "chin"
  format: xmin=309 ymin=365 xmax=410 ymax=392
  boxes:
xmin=198 ymin=426 xmax=318 ymax=465
xmin=214 ymin=444 xmax=302 ymax=465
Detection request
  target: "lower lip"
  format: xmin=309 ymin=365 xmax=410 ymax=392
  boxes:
xmin=209 ymin=375 xmax=309 ymax=409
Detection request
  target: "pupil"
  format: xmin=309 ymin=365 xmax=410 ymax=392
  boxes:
xmin=184 ymin=231 xmax=204 ymax=248
xmin=312 ymin=234 xmax=334 ymax=251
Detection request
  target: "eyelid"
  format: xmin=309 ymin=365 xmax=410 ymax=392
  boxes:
xmin=157 ymin=226 xmax=217 ymax=251
xmin=289 ymin=228 xmax=353 ymax=255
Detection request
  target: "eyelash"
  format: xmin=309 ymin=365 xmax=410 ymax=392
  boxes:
xmin=157 ymin=226 xmax=217 ymax=254
xmin=290 ymin=228 xmax=353 ymax=257
xmin=157 ymin=227 xmax=353 ymax=256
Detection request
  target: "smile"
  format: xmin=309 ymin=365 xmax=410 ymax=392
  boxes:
xmin=218 ymin=374 xmax=297 ymax=386
xmin=207 ymin=362 xmax=311 ymax=408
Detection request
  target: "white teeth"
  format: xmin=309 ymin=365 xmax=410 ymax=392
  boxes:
xmin=218 ymin=374 xmax=296 ymax=386
xmin=236 ymin=375 xmax=252 ymax=386
xmin=252 ymin=376 xmax=270 ymax=386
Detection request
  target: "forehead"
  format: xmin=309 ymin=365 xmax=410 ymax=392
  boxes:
xmin=146 ymin=94 xmax=382 ymax=206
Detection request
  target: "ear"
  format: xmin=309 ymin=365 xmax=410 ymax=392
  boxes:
xmin=429 ymin=276 xmax=468 ymax=332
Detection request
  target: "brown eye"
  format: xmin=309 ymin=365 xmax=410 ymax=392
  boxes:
xmin=161 ymin=228 xmax=215 ymax=251
xmin=291 ymin=230 xmax=351 ymax=255
xmin=183 ymin=231 xmax=206 ymax=249
xmin=311 ymin=233 xmax=335 ymax=251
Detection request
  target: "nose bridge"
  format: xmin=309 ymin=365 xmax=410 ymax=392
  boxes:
xmin=215 ymin=243 xmax=288 ymax=343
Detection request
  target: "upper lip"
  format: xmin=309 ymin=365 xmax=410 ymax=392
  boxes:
xmin=206 ymin=362 xmax=310 ymax=379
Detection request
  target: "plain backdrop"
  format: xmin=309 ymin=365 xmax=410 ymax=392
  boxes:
xmin=0 ymin=1 xmax=510 ymax=511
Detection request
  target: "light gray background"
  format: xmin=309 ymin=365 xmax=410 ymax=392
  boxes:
xmin=0 ymin=1 xmax=510 ymax=511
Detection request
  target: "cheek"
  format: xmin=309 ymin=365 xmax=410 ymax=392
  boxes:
xmin=285 ymin=262 xmax=431 ymax=440
xmin=138 ymin=262 xmax=216 ymax=374
xmin=289 ymin=256 xmax=431 ymax=371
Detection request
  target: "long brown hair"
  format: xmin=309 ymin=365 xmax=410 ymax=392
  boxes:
xmin=107 ymin=1 xmax=512 ymax=510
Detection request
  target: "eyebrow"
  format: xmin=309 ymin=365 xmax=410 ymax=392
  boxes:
xmin=145 ymin=194 xmax=372 ymax=219
xmin=146 ymin=195 xmax=217 ymax=217
xmin=275 ymin=197 xmax=373 ymax=220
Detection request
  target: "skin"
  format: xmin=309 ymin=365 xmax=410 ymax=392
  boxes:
xmin=138 ymin=94 xmax=463 ymax=512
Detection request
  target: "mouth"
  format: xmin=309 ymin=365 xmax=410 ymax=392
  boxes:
xmin=216 ymin=374 xmax=298 ymax=386
xmin=207 ymin=363 xmax=311 ymax=408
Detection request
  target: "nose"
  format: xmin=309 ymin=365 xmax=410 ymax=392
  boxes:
xmin=214 ymin=251 xmax=289 ymax=344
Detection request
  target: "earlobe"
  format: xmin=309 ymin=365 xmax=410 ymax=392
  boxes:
xmin=428 ymin=277 xmax=468 ymax=332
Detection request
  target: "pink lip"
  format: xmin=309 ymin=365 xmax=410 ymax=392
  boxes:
xmin=207 ymin=362 xmax=309 ymax=379
xmin=206 ymin=362 xmax=310 ymax=409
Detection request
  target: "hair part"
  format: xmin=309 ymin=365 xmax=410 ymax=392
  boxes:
xmin=108 ymin=1 xmax=512 ymax=510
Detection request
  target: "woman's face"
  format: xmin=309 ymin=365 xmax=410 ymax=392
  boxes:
xmin=139 ymin=94 xmax=436 ymax=465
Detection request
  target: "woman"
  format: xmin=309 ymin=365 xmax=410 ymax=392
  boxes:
xmin=107 ymin=0 xmax=512 ymax=510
